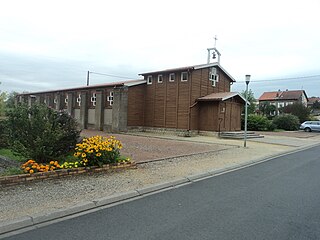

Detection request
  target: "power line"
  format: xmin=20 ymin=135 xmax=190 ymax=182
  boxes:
xmin=234 ymin=74 xmax=320 ymax=84
xmin=89 ymin=71 xmax=136 ymax=80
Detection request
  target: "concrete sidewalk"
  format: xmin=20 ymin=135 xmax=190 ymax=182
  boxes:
xmin=1 ymin=131 xmax=320 ymax=237
xmin=123 ymin=130 xmax=320 ymax=148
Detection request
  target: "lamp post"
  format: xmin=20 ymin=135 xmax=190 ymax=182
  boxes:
xmin=244 ymin=74 xmax=251 ymax=148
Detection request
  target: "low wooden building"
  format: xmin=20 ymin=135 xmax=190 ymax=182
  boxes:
xmin=18 ymin=63 xmax=245 ymax=133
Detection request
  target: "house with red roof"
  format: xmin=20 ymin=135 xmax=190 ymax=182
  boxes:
xmin=258 ymin=90 xmax=308 ymax=115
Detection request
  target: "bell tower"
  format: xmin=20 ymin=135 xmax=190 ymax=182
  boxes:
xmin=207 ymin=35 xmax=221 ymax=64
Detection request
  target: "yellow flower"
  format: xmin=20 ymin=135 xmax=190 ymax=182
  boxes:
xmin=96 ymin=152 xmax=101 ymax=157
xmin=82 ymin=153 xmax=86 ymax=158
xmin=29 ymin=169 xmax=34 ymax=174
xmin=50 ymin=161 xmax=54 ymax=165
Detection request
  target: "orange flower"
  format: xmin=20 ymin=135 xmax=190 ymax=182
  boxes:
xmin=29 ymin=169 xmax=34 ymax=174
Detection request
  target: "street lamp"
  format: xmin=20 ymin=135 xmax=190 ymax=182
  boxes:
xmin=244 ymin=74 xmax=251 ymax=148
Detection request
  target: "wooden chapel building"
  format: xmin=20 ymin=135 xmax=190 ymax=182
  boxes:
xmin=17 ymin=51 xmax=245 ymax=133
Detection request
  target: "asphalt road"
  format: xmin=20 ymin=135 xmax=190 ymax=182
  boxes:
xmin=4 ymin=145 xmax=320 ymax=240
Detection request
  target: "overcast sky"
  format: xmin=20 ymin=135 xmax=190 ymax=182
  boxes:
xmin=1 ymin=0 xmax=320 ymax=98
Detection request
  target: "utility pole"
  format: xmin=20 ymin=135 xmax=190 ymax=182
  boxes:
xmin=86 ymin=71 xmax=90 ymax=86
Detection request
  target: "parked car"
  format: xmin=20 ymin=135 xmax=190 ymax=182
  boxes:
xmin=299 ymin=121 xmax=320 ymax=132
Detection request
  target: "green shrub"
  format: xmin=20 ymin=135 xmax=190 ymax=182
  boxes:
xmin=282 ymin=103 xmax=310 ymax=123
xmin=242 ymin=114 xmax=275 ymax=131
xmin=0 ymin=120 xmax=9 ymax=148
xmin=272 ymin=114 xmax=300 ymax=131
xmin=6 ymin=104 xmax=80 ymax=163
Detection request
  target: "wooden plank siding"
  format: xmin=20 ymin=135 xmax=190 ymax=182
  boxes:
xmin=141 ymin=66 xmax=236 ymax=131
xmin=154 ymin=75 xmax=166 ymax=127
xmin=198 ymin=102 xmax=220 ymax=131
xmin=177 ymin=72 xmax=190 ymax=129
xmin=189 ymin=67 xmax=233 ymax=130
xmin=144 ymin=77 xmax=156 ymax=127
xmin=143 ymin=72 xmax=192 ymax=130
xmin=197 ymin=100 xmax=242 ymax=132
xmin=165 ymin=75 xmax=178 ymax=128
xmin=127 ymin=84 xmax=146 ymax=126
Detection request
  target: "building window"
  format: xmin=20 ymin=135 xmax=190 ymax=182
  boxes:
xmin=157 ymin=75 xmax=163 ymax=83
xmin=76 ymin=94 xmax=81 ymax=106
xmin=169 ymin=73 xmax=175 ymax=82
xmin=107 ymin=91 xmax=114 ymax=106
xmin=147 ymin=75 xmax=153 ymax=85
xmin=91 ymin=93 xmax=97 ymax=106
xmin=181 ymin=72 xmax=188 ymax=82
xmin=64 ymin=95 xmax=68 ymax=106
xmin=209 ymin=67 xmax=219 ymax=87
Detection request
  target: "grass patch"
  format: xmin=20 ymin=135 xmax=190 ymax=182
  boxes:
xmin=273 ymin=129 xmax=286 ymax=132
xmin=0 ymin=148 xmax=26 ymax=162
xmin=0 ymin=167 xmax=23 ymax=176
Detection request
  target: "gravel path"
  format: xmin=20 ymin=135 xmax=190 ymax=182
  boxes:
xmin=0 ymin=140 xmax=291 ymax=222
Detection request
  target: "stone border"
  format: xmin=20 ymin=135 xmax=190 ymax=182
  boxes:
xmin=0 ymin=161 xmax=136 ymax=187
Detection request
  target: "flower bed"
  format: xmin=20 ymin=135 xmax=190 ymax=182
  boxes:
xmin=0 ymin=135 xmax=135 ymax=186
xmin=0 ymin=161 xmax=136 ymax=187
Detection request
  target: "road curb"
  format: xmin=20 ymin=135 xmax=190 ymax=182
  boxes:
xmin=1 ymin=142 xmax=320 ymax=237
xmin=31 ymin=201 xmax=97 ymax=225
xmin=0 ymin=217 xmax=33 ymax=235
xmin=93 ymin=190 xmax=140 ymax=207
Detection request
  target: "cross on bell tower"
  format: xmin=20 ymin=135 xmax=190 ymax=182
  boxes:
xmin=207 ymin=35 xmax=221 ymax=64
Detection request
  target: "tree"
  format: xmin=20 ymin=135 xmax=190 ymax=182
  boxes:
xmin=0 ymin=81 xmax=7 ymax=117
xmin=259 ymin=101 xmax=276 ymax=117
xmin=282 ymin=102 xmax=310 ymax=123
xmin=240 ymin=89 xmax=256 ymax=114
xmin=5 ymin=91 xmax=19 ymax=110
xmin=312 ymin=100 xmax=320 ymax=110
xmin=0 ymin=91 xmax=7 ymax=116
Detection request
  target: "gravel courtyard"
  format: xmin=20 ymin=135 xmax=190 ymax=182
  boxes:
xmin=81 ymin=130 xmax=232 ymax=163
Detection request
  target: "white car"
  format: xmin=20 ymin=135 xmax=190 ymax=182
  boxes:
xmin=299 ymin=121 xmax=320 ymax=132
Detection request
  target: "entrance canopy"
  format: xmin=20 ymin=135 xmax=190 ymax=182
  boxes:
xmin=197 ymin=92 xmax=247 ymax=104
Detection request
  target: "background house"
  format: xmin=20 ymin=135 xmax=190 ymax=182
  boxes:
xmin=258 ymin=90 xmax=308 ymax=115
xmin=17 ymin=62 xmax=245 ymax=133
xmin=307 ymin=97 xmax=320 ymax=108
